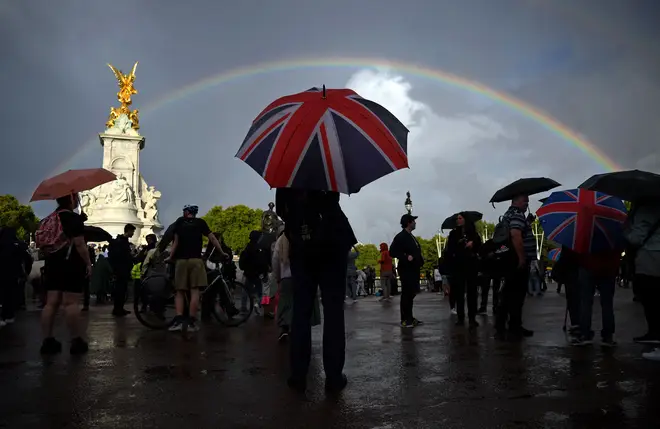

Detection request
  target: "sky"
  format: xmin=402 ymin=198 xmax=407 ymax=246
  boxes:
xmin=1 ymin=0 xmax=660 ymax=244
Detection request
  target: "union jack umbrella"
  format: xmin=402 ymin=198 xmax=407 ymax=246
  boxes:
xmin=235 ymin=86 xmax=409 ymax=194
xmin=536 ymin=189 xmax=628 ymax=254
xmin=547 ymin=248 xmax=561 ymax=262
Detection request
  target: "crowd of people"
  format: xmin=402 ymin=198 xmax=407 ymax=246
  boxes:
xmin=1 ymin=186 xmax=659 ymax=393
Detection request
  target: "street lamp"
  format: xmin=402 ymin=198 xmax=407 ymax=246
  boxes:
xmin=404 ymin=191 xmax=413 ymax=214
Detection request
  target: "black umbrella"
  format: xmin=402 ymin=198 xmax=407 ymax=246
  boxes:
xmin=578 ymin=169 xmax=660 ymax=202
xmin=441 ymin=211 xmax=483 ymax=230
xmin=84 ymin=226 xmax=113 ymax=243
xmin=490 ymin=177 xmax=561 ymax=203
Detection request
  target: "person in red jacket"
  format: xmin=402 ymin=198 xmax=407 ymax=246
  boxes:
xmin=378 ymin=243 xmax=393 ymax=301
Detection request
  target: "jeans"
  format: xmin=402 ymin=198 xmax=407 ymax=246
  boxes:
xmin=399 ymin=271 xmax=419 ymax=323
xmin=635 ymin=274 xmax=660 ymax=336
xmin=496 ymin=263 xmax=530 ymax=332
xmin=290 ymin=248 xmax=347 ymax=382
xmin=528 ymin=272 xmax=541 ymax=295
xmin=578 ymin=268 xmax=615 ymax=339
xmin=242 ymin=275 xmax=262 ymax=310
xmin=453 ymin=271 xmax=478 ymax=321
xmin=379 ymin=271 xmax=392 ymax=298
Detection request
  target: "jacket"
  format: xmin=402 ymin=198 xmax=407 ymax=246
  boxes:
xmin=108 ymin=235 xmax=134 ymax=276
xmin=624 ymin=202 xmax=660 ymax=277
xmin=347 ymin=250 xmax=359 ymax=275
xmin=389 ymin=229 xmax=423 ymax=273
xmin=444 ymin=227 xmax=481 ymax=276
xmin=378 ymin=243 xmax=393 ymax=272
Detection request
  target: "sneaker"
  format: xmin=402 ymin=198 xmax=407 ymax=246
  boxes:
xmin=642 ymin=348 xmax=660 ymax=361
xmin=111 ymin=309 xmax=131 ymax=317
xmin=70 ymin=337 xmax=89 ymax=355
xmin=168 ymin=317 xmax=184 ymax=332
xmin=188 ymin=318 xmax=199 ymax=332
xmin=40 ymin=337 xmax=62 ymax=355
xmin=412 ymin=318 xmax=424 ymax=326
xmin=571 ymin=336 xmax=593 ymax=346
xmin=633 ymin=334 xmax=660 ymax=344
xmin=400 ymin=321 xmax=414 ymax=328
xmin=450 ymin=308 xmax=458 ymax=315
xmin=601 ymin=337 xmax=617 ymax=348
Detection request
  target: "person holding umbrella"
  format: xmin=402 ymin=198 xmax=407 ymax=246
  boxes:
xmin=444 ymin=212 xmax=482 ymax=327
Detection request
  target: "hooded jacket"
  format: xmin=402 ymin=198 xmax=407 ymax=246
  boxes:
xmin=378 ymin=243 xmax=393 ymax=272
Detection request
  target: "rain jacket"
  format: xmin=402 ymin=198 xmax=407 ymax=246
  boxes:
xmin=378 ymin=243 xmax=393 ymax=273
xmin=624 ymin=201 xmax=660 ymax=277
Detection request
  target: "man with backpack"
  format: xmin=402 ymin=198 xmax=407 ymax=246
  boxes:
xmin=108 ymin=224 xmax=136 ymax=317
xmin=37 ymin=194 xmax=92 ymax=355
xmin=493 ymin=194 xmax=536 ymax=340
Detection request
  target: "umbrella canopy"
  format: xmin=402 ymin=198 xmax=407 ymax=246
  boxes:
xmin=490 ymin=177 xmax=561 ymax=203
xmin=579 ymin=169 xmax=660 ymax=202
xmin=441 ymin=211 xmax=483 ymax=230
xmin=31 ymin=168 xmax=116 ymax=202
xmin=547 ymin=248 xmax=561 ymax=262
xmin=83 ymin=226 xmax=113 ymax=243
xmin=236 ymin=86 xmax=409 ymax=194
xmin=536 ymin=189 xmax=628 ymax=254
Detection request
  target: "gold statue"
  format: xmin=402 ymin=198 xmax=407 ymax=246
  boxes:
xmin=106 ymin=62 xmax=140 ymax=130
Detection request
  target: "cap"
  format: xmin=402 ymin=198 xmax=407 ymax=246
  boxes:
xmin=400 ymin=213 xmax=418 ymax=227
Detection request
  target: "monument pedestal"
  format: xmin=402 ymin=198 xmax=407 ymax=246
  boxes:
xmin=80 ymin=113 xmax=163 ymax=244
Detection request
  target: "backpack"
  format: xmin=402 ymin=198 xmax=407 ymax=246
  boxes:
xmin=35 ymin=210 xmax=71 ymax=254
xmin=239 ymin=244 xmax=268 ymax=275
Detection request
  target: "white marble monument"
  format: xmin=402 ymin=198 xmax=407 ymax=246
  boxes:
xmin=80 ymin=62 xmax=163 ymax=244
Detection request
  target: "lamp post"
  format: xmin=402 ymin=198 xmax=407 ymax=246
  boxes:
xmin=404 ymin=191 xmax=413 ymax=214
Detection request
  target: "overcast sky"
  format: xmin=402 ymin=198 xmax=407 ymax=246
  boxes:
xmin=2 ymin=0 xmax=659 ymax=243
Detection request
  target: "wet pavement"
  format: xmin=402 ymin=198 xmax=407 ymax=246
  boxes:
xmin=1 ymin=286 xmax=659 ymax=428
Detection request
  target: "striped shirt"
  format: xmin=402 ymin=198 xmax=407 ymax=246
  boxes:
xmin=503 ymin=206 xmax=537 ymax=261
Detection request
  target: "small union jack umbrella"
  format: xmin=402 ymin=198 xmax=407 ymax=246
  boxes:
xmin=536 ymin=189 xmax=628 ymax=254
xmin=547 ymin=248 xmax=561 ymax=262
xmin=235 ymin=86 xmax=409 ymax=194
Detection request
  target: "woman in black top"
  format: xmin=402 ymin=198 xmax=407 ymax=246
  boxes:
xmin=445 ymin=212 xmax=482 ymax=327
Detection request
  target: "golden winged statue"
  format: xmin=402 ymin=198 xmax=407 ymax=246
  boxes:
xmin=106 ymin=61 xmax=140 ymax=130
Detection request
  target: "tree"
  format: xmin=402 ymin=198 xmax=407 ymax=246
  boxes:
xmin=475 ymin=220 xmax=496 ymax=241
xmin=0 ymin=195 xmax=38 ymax=240
xmin=201 ymin=205 xmax=263 ymax=252
xmin=355 ymin=243 xmax=380 ymax=273
xmin=417 ymin=237 xmax=440 ymax=273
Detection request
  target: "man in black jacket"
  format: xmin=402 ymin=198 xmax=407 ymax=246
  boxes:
xmin=389 ymin=214 xmax=424 ymax=328
xmin=108 ymin=224 xmax=136 ymax=317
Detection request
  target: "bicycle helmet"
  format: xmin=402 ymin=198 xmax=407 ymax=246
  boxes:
xmin=182 ymin=204 xmax=199 ymax=216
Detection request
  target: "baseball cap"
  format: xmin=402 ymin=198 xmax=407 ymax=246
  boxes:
xmin=400 ymin=213 xmax=418 ymax=227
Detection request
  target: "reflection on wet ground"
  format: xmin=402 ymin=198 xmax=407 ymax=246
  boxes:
xmin=1 ymin=288 xmax=658 ymax=428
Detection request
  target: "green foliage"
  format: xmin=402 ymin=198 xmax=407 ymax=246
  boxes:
xmin=0 ymin=195 xmax=38 ymax=240
xmin=201 ymin=205 xmax=263 ymax=252
xmin=417 ymin=237 xmax=440 ymax=273
xmin=355 ymin=243 xmax=380 ymax=273
xmin=475 ymin=220 xmax=496 ymax=240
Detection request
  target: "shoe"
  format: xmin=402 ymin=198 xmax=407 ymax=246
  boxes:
xmin=601 ymin=337 xmax=617 ymax=348
xmin=477 ymin=308 xmax=487 ymax=315
xmin=571 ymin=336 xmax=593 ymax=346
xmin=450 ymin=308 xmax=457 ymax=315
xmin=412 ymin=318 xmax=424 ymax=326
xmin=40 ymin=337 xmax=62 ymax=355
xmin=70 ymin=337 xmax=89 ymax=355
xmin=642 ymin=348 xmax=660 ymax=361
xmin=400 ymin=321 xmax=414 ymax=328
xmin=353 ymin=299 xmax=358 ymax=304
xmin=455 ymin=319 xmax=465 ymax=327
xmin=168 ymin=317 xmax=184 ymax=332
xmin=3 ymin=318 xmax=15 ymax=324
xmin=633 ymin=334 xmax=660 ymax=344
xmin=325 ymin=374 xmax=348 ymax=393
xmin=188 ymin=319 xmax=199 ymax=332
xmin=287 ymin=377 xmax=306 ymax=393
xmin=469 ymin=320 xmax=480 ymax=328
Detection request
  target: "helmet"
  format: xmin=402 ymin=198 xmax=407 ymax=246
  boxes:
xmin=182 ymin=204 xmax=199 ymax=216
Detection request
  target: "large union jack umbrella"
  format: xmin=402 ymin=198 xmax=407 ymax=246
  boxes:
xmin=547 ymin=248 xmax=561 ymax=262
xmin=536 ymin=189 xmax=628 ymax=254
xmin=235 ymin=86 xmax=409 ymax=194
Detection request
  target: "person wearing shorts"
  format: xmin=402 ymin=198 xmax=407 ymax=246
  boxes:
xmin=168 ymin=204 xmax=227 ymax=331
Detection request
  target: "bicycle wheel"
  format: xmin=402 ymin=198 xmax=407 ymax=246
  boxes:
xmin=133 ymin=279 xmax=177 ymax=330
xmin=212 ymin=279 xmax=254 ymax=327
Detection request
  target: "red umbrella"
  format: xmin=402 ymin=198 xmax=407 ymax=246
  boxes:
xmin=235 ymin=86 xmax=409 ymax=194
xmin=30 ymin=168 xmax=116 ymax=202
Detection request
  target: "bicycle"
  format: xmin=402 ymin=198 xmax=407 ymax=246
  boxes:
xmin=134 ymin=262 xmax=254 ymax=330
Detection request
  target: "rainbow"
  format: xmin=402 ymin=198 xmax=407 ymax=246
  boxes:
xmin=53 ymin=56 xmax=623 ymax=174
